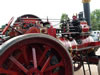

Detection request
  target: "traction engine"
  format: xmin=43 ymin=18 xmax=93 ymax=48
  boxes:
xmin=0 ymin=14 xmax=73 ymax=75
xmin=0 ymin=13 xmax=100 ymax=75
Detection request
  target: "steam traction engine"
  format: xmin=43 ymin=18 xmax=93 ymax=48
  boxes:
xmin=0 ymin=13 xmax=100 ymax=75
xmin=0 ymin=14 xmax=73 ymax=75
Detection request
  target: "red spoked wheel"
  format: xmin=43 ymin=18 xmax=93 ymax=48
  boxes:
xmin=0 ymin=33 xmax=73 ymax=75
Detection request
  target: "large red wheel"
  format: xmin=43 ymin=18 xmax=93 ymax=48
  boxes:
xmin=0 ymin=33 xmax=73 ymax=75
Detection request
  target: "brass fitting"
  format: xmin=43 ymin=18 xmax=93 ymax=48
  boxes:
xmin=82 ymin=0 xmax=91 ymax=3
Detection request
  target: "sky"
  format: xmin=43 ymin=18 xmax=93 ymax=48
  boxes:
xmin=0 ymin=0 xmax=100 ymax=27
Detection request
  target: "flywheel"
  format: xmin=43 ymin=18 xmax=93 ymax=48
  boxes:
xmin=0 ymin=33 xmax=73 ymax=75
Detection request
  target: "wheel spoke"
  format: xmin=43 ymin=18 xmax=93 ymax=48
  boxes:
xmin=32 ymin=48 xmax=37 ymax=69
xmin=9 ymin=56 xmax=28 ymax=73
xmin=45 ymin=61 xmax=63 ymax=72
xmin=41 ymin=55 xmax=53 ymax=72
xmin=64 ymin=60 xmax=69 ymax=75
xmin=39 ymin=46 xmax=50 ymax=64
xmin=21 ymin=46 xmax=29 ymax=65
xmin=0 ymin=68 xmax=18 ymax=75
xmin=9 ymin=53 xmax=22 ymax=69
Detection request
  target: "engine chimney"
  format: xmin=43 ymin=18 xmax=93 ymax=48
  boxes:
xmin=82 ymin=0 xmax=91 ymax=28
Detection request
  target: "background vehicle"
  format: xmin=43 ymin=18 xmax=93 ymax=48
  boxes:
xmin=91 ymin=30 xmax=100 ymax=41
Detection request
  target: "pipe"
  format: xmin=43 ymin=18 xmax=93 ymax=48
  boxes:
xmin=82 ymin=0 xmax=91 ymax=29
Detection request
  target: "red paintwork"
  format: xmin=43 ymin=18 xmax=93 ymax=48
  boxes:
xmin=80 ymin=21 xmax=89 ymax=32
xmin=0 ymin=35 xmax=73 ymax=75
xmin=47 ymin=27 xmax=56 ymax=37
xmin=25 ymin=27 xmax=40 ymax=33
xmin=0 ymin=14 xmax=100 ymax=74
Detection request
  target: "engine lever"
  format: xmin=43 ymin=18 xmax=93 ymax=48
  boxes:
xmin=9 ymin=26 xmax=23 ymax=35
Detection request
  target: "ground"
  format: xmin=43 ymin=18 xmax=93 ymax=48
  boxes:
xmin=74 ymin=48 xmax=100 ymax=75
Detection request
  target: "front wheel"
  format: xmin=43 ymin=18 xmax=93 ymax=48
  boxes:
xmin=0 ymin=33 xmax=73 ymax=75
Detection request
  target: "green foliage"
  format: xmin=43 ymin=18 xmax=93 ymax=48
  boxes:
xmin=91 ymin=9 xmax=100 ymax=30
xmin=60 ymin=13 xmax=68 ymax=23
xmin=1 ymin=25 xmax=6 ymax=29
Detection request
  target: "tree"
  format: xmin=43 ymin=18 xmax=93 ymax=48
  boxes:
xmin=60 ymin=13 xmax=69 ymax=23
xmin=91 ymin=9 xmax=100 ymax=30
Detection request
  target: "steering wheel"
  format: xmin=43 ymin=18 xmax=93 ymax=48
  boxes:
xmin=2 ymin=17 xmax=14 ymax=35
